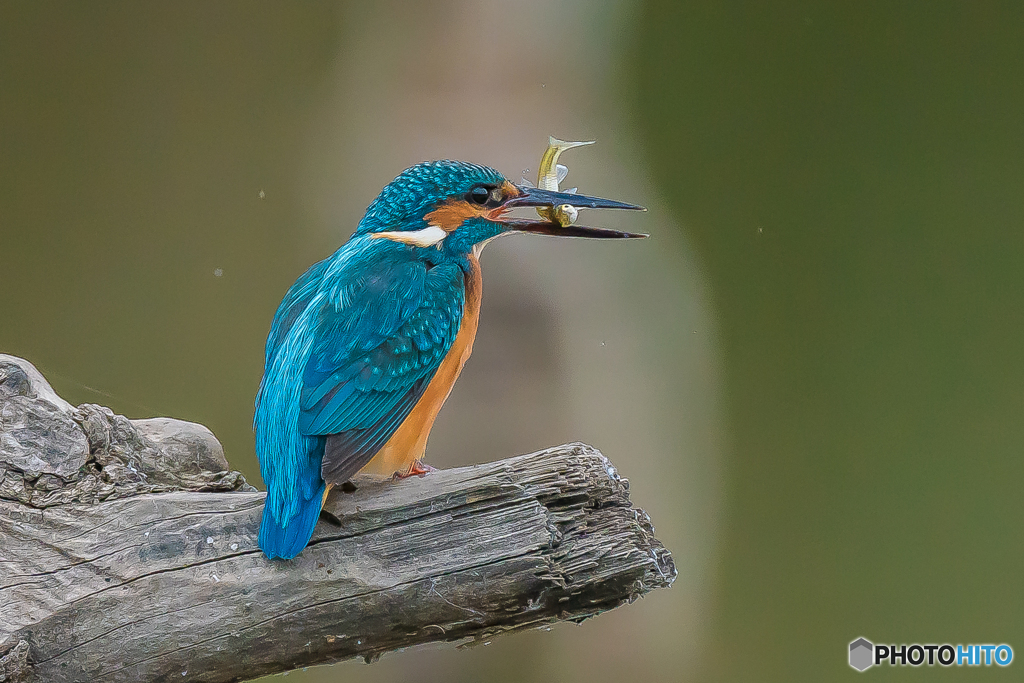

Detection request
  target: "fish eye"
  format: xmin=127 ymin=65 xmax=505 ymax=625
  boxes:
xmin=468 ymin=185 xmax=490 ymax=205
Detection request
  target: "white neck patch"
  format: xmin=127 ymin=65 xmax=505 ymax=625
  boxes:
xmin=372 ymin=225 xmax=447 ymax=248
xmin=472 ymin=235 xmax=498 ymax=258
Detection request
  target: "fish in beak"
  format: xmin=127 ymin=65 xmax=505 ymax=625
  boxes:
xmin=500 ymin=185 xmax=648 ymax=239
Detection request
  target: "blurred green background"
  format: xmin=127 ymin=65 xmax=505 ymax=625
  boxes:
xmin=638 ymin=2 xmax=1024 ymax=680
xmin=2 ymin=1 xmax=1023 ymax=681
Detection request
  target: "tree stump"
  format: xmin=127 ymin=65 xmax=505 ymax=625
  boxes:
xmin=0 ymin=354 xmax=675 ymax=683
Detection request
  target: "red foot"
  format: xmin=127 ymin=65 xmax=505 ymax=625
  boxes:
xmin=393 ymin=459 xmax=437 ymax=479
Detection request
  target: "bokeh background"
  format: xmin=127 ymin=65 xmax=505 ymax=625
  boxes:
xmin=2 ymin=2 xmax=1022 ymax=681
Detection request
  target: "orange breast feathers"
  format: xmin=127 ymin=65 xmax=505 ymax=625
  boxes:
xmin=357 ymin=255 xmax=483 ymax=476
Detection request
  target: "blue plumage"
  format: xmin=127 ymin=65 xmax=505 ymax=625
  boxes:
xmin=255 ymin=238 xmax=466 ymax=559
xmin=254 ymin=158 xmax=644 ymax=559
xmin=257 ymin=465 xmax=324 ymax=560
xmin=255 ymin=162 xmax=500 ymax=560
xmin=356 ymin=161 xmax=504 ymax=235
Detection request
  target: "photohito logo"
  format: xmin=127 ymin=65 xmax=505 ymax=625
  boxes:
xmin=849 ymin=638 xmax=1013 ymax=671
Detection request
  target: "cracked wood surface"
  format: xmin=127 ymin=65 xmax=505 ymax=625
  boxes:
xmin=0 ymin=355 xmax=675 ymax=683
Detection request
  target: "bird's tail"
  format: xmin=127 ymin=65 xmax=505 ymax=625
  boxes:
xmin=258 ymin=481 xmax=326 ymax=560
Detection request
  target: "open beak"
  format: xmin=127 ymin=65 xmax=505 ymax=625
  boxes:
xmin=499 ymin=185 xmax=648 ymax=239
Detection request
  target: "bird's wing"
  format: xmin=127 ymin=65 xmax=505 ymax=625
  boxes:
xmin=263 ymin=256 xmax=333 ymax=368
xmin=297 ymin=258 xmax=465 ymax=484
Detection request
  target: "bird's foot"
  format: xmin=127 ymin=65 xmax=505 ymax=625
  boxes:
xmin=393 ymin=459 xmax=437 ymax=479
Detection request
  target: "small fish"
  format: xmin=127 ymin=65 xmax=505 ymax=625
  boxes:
xmin=534 ymin=137 xmax=594 ymax=227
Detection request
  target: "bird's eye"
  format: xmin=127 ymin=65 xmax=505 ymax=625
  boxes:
xmin=469 ymin=185 xmax=490 ymax=205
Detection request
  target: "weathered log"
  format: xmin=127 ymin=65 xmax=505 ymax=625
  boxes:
xmin=0 ymin=355 xmax=675 ymax=683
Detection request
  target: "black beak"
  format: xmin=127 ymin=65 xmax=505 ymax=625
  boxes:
xmin=499 ymin=185 xmax=648 ymax=239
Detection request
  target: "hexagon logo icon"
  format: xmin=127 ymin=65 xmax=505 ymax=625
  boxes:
xmin=849 ymin=638 xmax=874 ymax=671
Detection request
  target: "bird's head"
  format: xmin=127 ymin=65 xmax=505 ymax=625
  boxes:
xmin=356 ymin=160 xmax=645 ymax=256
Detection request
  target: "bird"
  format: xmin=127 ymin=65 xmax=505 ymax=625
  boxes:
xmin=254 ymin=159 xmax=645 ymax=559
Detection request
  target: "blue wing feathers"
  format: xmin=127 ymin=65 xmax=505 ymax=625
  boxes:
xmin=298 ymin=261 xmax=464 ymax=439
xmin=263 ymin=257 xmax=332 ymax=367
xmin=320 ymin=377 xmax=430 ymax=484
xmin=255 ymin=237 xmax=466 ymax=559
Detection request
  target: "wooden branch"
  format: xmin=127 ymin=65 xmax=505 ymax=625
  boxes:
xmin=0 ymin=354 xmax=675 ymax=683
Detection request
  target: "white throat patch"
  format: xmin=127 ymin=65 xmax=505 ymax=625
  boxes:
xmin=472 ymin=231 xmax=510 ymax=258
xmin=373 ymin=225 xmax=447 ymax=248
xmin=472 ymin=235 xmax=497 ymax=258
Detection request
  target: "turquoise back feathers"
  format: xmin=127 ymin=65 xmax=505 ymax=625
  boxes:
xmin=255 ymin=160 xmax=502 ymax=559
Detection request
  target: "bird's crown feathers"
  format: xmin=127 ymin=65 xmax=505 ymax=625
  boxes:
xmin=357 ymin=160 xmax=506 ymax=234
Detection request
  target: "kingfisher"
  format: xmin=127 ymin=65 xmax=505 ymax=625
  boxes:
xmin=255 ymin=159 xmax=644 ymax=559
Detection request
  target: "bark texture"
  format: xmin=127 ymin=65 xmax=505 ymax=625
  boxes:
xmin=0 ymin=354 xmax=675 ymax=682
